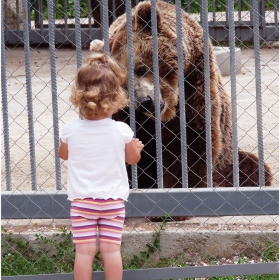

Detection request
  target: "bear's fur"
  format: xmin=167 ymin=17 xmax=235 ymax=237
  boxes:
xmin=90 ymin=1 xmax=272 ymax=188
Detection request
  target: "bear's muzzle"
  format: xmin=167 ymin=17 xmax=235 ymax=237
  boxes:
xmin=137 ymin=96 xmax=165 ymax=115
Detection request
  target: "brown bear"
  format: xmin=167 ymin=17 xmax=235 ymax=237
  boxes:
xmin=90 ymin=1 xmax=272 ymax=188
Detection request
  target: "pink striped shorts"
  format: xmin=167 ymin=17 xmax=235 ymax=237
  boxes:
xmin=70 ymin=198 xmax=125 ymax=245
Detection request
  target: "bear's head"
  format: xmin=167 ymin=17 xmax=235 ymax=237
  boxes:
xmin=90 ymin=2 xmax=200 ymax=122
xmin=110 ymin=2 xmax=181 ymax=122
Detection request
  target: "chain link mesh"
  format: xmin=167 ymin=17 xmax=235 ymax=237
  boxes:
xmin=1 ymin=0 xmax=279 ymax=278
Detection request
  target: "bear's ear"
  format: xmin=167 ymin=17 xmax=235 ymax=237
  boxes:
xmin=133 ymin=2 xmax=162 ymax=33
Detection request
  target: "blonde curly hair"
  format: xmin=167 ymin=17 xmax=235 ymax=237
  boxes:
xmin=70 ymin=54 xmax=129 ymax=117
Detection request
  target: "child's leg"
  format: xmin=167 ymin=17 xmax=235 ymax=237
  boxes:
xmin=97 ymin=199 xmax=125 ymax=280
xmin=71 ymin=199 xmax=100 ymax=280
xmin=74 ymin=242 xmax=97 ymax=280
xmin=100 ymin=242 xmax=123 ymax=280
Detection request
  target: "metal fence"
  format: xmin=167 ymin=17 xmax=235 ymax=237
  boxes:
xmin=1 ymin=0 xmax=279 ymax=279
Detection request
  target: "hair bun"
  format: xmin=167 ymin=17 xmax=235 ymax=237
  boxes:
xmin=87 ymin=101 xmax=97 ymax=110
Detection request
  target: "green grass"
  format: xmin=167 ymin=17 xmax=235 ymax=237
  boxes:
xmin=1 ymin=226 xmax=76 ymax=275
xmin=1 ymin=223 xmax=279 ymax=279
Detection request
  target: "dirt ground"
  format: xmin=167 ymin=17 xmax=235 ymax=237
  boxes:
xmin=1 ymin=45 xmax=279 ymax=191
xmin=2 ymin=214 xmax=278 ymax=234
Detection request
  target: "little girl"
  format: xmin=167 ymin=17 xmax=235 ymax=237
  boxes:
xmin=58 ymin=54 xmax=144 ymax=280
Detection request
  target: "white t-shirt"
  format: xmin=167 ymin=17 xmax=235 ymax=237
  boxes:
xmin=60 ymin=118 xmax=134 ymax=201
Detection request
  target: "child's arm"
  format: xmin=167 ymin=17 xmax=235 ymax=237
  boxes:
xmin=125 ymin=138 xmax=144 ymax=165
xmin=58 ymin=139 xmax=68 ymax=160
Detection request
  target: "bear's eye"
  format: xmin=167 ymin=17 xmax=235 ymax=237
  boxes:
xmin=135 ymin=66 xmax=148 ymax=76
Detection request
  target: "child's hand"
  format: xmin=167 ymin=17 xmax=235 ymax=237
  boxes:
xmin=125 ymin=138 xmax=144 ymax=165
xmin=132 ymin=138 xmax=144 ymax=152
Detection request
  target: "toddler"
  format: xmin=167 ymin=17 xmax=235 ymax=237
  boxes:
xmin=58 ymin=54 xmax=144 ymax=280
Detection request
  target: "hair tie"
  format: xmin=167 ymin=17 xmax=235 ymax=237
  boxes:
xmin=99 ymin=63 xmax=109 ymax=68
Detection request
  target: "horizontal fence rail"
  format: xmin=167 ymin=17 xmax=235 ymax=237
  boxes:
xmin=1 ymin=263 xmax=279 ymax=280
xmin=1 ymin=188 xmax=279 ymax=219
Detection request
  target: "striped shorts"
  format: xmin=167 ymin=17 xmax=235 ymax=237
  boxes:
xmin=70 ymin=198 xmax=125 ymax=245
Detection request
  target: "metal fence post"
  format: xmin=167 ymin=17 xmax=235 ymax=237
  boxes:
xmin=22 ymin=0 xmax=37 ymax=190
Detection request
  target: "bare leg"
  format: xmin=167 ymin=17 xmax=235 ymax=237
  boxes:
xmin=74 ymin=243 xmax=97 ymax=280
xmin=100 ymin=243 xmax=123 ymax=280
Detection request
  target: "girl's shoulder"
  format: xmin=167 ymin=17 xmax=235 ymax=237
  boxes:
xmin=111 ymin=119 xmax=131 ymax=130
xmin=60 ymin=119 xmax=82 ymax=142
xmin=61 ymin=119 xmax=82 ymax=131
xmin=111 ymin=120 xmax=134 ymax=142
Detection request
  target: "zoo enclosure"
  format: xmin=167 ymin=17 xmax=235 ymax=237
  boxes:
xmin=1 ymin=0 xmax=279 ymax=279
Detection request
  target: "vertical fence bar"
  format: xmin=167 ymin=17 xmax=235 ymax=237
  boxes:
xmin=187 ymin=0 xmax=191 ymax=14
xmin=38 ymin=0 xmax=44 ymax=34
xmin=33 ymin=0 xmax=42 ymax=30
xmin=176 ymin=0 xmax=188 ymax=188
xmin=74 ymin=0 xmax=82 ymax=68
xmin=47 ymin=0 xmax=62 ymax=190
xmin=112 ymin=1 xmax=116 ymax=23
xmin=74 ymin=0 xmax=82 ymax=129
xmin=64 ymin=0 xmax=68 ymax=40
xmin=250 ymin=0 xmax=253 ymax=40
xmin=125 ymin=0 xmax=138 ymax=189
xmin=259 ymin=0 xmax=266 ymax=39
xmin=101 ymin=0 xmax=109 ymax=55
xmin=213 ymin=0 xmax=216 ymax=22
xmin=252 ymin=0 xmax=265 ymax=186
xmin=151 ymin=0 xmax=163 ymax=189
xmin=87 ymin=0 xmax=92 ymax=37
xmin=201 ymin=0 xmax=213 ymax=188
xmin=274 ymin=0 xmax=278 ymax=39
xmin=1 ymin=11 xmax=12 ymax=191
xmin=22 ymin=0 xmax=37 ymax=190
xmin=4 ymin=0 xmax=8 ymax=33
xmin=27 ymin=0 xmax=31 ymax=29
xmin=228 ymin=0 xmax=239 ymax=187
xmin=236 ymin=0 xmax=242 ymax=40
xmin=225 ymin=0 xmax=229 ymax=24
xmin=16 ymin=0 xmax=20 ymax=36
xmin=212 ymin=0 xmax=217 ymax=40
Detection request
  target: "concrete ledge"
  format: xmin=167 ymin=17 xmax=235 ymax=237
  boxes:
xmin=2 ymin=230 xmax=278 ymax=264
xmin=2 ymin=216 xmax=278 ymax=264
xmin=122 ymin=230 xmax=278 ymax=263
xmin=214 ymin=47 xmax=242 ymax=76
